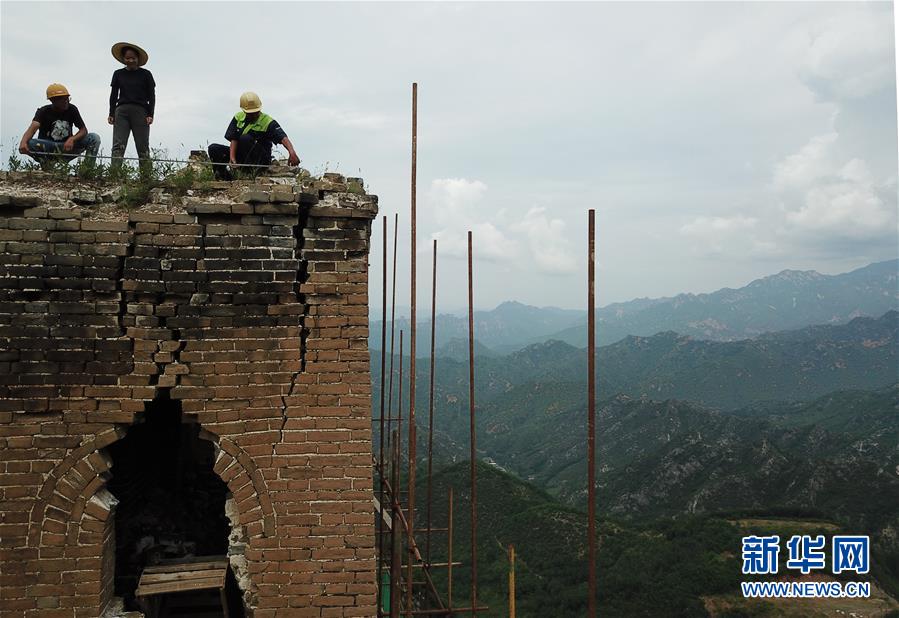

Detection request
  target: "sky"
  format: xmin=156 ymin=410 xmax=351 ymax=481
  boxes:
xmin=1 ymin=1 xmax=897 ymax=312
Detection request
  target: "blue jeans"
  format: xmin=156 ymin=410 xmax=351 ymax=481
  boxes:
xmin=27 ymin=133 xmax=101 ymax=165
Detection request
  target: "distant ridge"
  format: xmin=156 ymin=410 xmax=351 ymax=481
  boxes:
xmin=553 ymin=259 xmax=899 ymax=347
xmin=370 ymin=260 xmax=898 ymax=353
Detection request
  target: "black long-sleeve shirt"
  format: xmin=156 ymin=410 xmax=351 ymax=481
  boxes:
xmin=109 ymin=67 xmax=156 ymax=116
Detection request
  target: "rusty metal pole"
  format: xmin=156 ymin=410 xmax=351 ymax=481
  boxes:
xmin=509 ymin=545 xmax=516 ymax=618
xmin=425 ymin=239 xmax=437 ymax=565
xmin=587 ymin=209 xmax=597 ymax=618
xmin=397 ymin=330 xmax=405 ymax=607
xmin=397 ymin=331 xmax=404 ymax=466
xmin=467 ymin=231 xmax=478 ymax=616
xmin=378 ymin=215 xmax=388 ymax=616
xmin=391 ymin=434 xmax=402 ymax=618
xmin=447 ymin=487 xmax=454 ymax=613
xmin=386 ymin=214 xmax=399 ymax=457
xmin=407 ymin=81 xmax=419 ymax=616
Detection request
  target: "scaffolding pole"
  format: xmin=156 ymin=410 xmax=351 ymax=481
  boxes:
xmin=509 ymin=545 xmax=516 ymax=618
xmin=391 ymin=434 xmax=402 ymax=618
xmin=378 ymin=215 xmax=388 ymax=616
xmin=386 ymin=214 xmax=399 ymax=469
xmin=426 ymin=239 xmax=437 ymax=565
xmin=448 ymin=487 xmax=454 ymax=613
xmin=467 ymin=231 xmax=478 ymax=616
xmin=587 ymin=209 xmax=597 ymax=618
xmin=407 ymin=81 xmax=419 ymax=616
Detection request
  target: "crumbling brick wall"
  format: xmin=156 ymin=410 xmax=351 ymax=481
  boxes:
xmin=0 ymin=173 xmax=378 ymax=617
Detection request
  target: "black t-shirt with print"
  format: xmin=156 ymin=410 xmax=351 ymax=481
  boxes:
xmin=33 ymin=104 xmax=86 ymax=141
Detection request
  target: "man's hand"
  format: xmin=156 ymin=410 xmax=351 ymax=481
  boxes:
xmin=63 ymin=138 xmax=76 ymax=152
xmin=18 ymin=142 xmax=30 ymax=155
xmin=146 ymin=116 xmax=153 ymax=126
xmin=108 ymin=116 xmax=115 ymax=125
xmin=229 ymin=157 xmax=237 ymax=166
xmin=287 ymin=151 xmax=300 ymax=166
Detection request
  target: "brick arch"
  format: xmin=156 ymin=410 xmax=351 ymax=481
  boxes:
xmin=26 ymin=427 xmax=124 ymax=548
xmin=201 ymin=429 xmax=277 ymax=538
xmin=27 ymin=425 xmax=276 ymax=548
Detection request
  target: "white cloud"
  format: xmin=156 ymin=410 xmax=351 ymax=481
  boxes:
xmin=798 ymin=6 xmax=896 ymax=101
xmin=426 ymin=183 xmax=575 ymax=271
xmin=513 ymin=207 xmax=577 ymax=274
xmin=426 ymin=178 xmax=517 ymax=262
xmin=786 ymin=176 xmax=895 ymax=240
xmin=772 ymin=133 xmax=896 ymax=246
xmin=760 ymin=4 xmax=898 ymax=255
xmin=773 ymin=132 xmax=838 ymax=190
xmin=429 ymin=178 xmax=489 ymax=227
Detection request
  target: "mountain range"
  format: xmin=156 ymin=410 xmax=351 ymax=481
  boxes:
xmin=369 ymin=259 xmax=899 ymax=615
xmin=419 ymin=459 xmax=899 ymax=617
xmin=373 ymin=310 xmax=898 ymax=419
xmin=370 ymin=259 xmax=898 ymax=355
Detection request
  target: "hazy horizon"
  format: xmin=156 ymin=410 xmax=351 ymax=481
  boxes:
xmin=370 ymin=257 xmax=897 ymax=318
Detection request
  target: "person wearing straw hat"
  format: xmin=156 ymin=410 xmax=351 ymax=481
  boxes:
xmin=18 ymin=83 xmax=101 ymax=170
xmin=207 ymin=91 xmax=300 ymax=181
xmin=108 ymin=41 xmax=155 ymax=175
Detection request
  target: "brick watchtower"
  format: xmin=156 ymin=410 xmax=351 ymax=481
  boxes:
xmin=0 ymin=172 xmax=379 ymax=617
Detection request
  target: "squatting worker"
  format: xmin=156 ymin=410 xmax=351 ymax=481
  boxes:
xmin=18 ymin=83 xmax=101 ymax=169
xmin=207 ymin=91 xmax=300 ymax=181
xmin=108 ymin=41 xmax=155 ymax=174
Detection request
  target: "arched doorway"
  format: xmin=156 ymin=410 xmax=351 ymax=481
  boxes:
xmin=106 ymin=392 xmax=242 ymax=616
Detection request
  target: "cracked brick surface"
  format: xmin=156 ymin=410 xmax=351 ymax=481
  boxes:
xmin=0 ymin=175 xmax=379 ymax=617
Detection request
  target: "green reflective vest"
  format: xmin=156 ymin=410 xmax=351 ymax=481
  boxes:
xmin=234 ymin=111 xmax=274 ymax=136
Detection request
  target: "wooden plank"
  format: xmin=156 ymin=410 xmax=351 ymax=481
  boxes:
xmin=140 ymin=569 xmax=225 ymax=585
xmin=136 ymin=576 xmax=224 ymax=597
xmin=143 ymin=560 xmax=228 ymax=574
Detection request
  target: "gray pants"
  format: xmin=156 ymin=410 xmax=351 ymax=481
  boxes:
xmin=111 ymin=103 xmax=151 ymax=172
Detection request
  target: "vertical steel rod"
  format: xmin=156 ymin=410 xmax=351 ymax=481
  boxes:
xmin=407 ymin=81 xmax=419 ymax=616
xmin=391 ymin=433 xmax=402 ymax=618
xmin=397 ymin=331 xmax=404 ymax=465
xmin=448 ymin=487 xmax=454 ymax=613
xmin=396 ymin=333 xmax=405 ymax=616
xmin=587 ymin=209 xmax=597 ymax=618
xmin=509 ymin=545 xmax=516 ymax=618
xmin=425 ymin=239 xmax=437 ymax=565
xmin=378 ymin=215 xmax=388 ymax=616
xmin=467 ymin=231 xmax=478 ymax=616
xmin=386 ymin=214 xmax=400 ymax=455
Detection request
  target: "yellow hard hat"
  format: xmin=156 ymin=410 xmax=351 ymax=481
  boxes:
xmin=46 ymin=83 xmax=70 ymax=99
xmin=239 ymin=91 xmax=262 ymax=113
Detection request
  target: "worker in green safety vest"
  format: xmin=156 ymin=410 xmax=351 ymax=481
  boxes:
xmin=207 ymin=91 xmax=300 ymax=180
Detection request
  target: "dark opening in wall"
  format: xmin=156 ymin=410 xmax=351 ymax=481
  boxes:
xmin=107 ymin=392 xmax=231 ymax=611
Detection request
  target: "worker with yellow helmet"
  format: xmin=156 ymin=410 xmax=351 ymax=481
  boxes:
xmin=207 ymin=91 xmax=300 ymax=181
xmin=18 ymin=83 xmax=101 ymax=169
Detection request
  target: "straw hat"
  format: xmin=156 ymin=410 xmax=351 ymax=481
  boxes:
xmin=111 ymin=42 xmax=149 ymax=66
